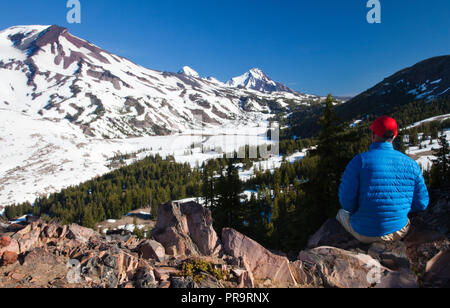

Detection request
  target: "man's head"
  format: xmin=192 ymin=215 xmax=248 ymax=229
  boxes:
xmin=370 ymin=116 xmax=398 ymax=143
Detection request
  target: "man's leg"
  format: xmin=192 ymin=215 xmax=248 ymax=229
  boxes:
xmin=380 ymin=220 xmax=411 ymax=242
xmin=336 ymin=209 xmax=379 ymax=244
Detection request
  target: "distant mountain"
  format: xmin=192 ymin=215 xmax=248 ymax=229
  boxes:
xmin=283 ymin=56 xmax=450 ymax=139
xmin=0 ymin=25 xmax=323 ymax=139
xmin=336 ymin=55 xmax=450 ymax=121
xmin=226 ymin=68 xmax=297 ymax=94
xmin=178 ymin=66 xmax=200 ymax=78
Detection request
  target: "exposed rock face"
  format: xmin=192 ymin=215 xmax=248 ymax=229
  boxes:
xmin=222 ymin=228 xmax=297 ymax=287
xmin=151 ymin=202 xmax=222 ymax=258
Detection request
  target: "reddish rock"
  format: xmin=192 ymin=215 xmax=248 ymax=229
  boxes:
xmin=154 ymin=267 xmax=180 ymax=281
xmin=180 ymin=202 xmax=223 ymax=256
xmin=289 ymin=261 xmax=314 ymax=286
xmin=0 ymin=236 xmax=11 ymax=248
xmin=237 ymin=262 xmax=255 ymax=289
xmin=152 ymin=202 xmax=222 ymax=257
xmin=222 ymin=228 xmax=297 ymax=287
xmin=15 ymin=228 xmax=41 ymax=253
xmin=2 ymin=251 xmax=18 ymax=266
xmin=137 ymin=240 xmax=166 ymax=263
xmin=0 ymin=238 xmax=20 ymax=257
xmin=298 ymin=246 xmax=418 ymax=288
xmin=67 ymin=224 xmax=96 ymax=244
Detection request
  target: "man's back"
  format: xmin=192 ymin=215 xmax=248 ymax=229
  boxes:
xmin=339 ymin=142 xmax=429 ymax=238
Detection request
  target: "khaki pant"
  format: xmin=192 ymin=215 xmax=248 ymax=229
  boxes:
xmin=336 ymin=209 xmax=410 ymax=244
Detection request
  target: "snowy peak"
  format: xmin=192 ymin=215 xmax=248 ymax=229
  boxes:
xmin=226 ymin=68 xmax=296 ymax=94
xmin=0 ymin=24 xmax=322 ymax=140
xmin=178 ymin=66 xmax=200 ymax=78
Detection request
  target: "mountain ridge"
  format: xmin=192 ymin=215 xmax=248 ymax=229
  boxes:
xmin=0 ymin=24 xmax=323 ymax=139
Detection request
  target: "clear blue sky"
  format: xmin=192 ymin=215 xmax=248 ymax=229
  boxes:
xmin=0 ymin=0 xmax=449 ymax=96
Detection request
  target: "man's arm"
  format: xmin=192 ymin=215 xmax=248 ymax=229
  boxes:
xmin=411 ymin=167 xmax=429 ymax=213
xmin=339 ymin=155 xmax=362 ymax=214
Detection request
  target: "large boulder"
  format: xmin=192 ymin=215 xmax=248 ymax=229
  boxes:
xmin=222 ymin=228 xmax=297 ymax=287
xmin=1 ymin=251 xmax=18 ymax=266
xmin=67 ymin=224 xmax=97 ymax=244
xmin=424 ymin=249 xmax=450 ymax=287
xmin=307 ymin=218 xmax=361 ymax=250
xmin=0 ymin=236 xmax=20 ymax=258
xmin=0 ymin=236 xmax=11 ymax=248
xmin=297 ymin=246 xmax=418 ymax=288
xmin=151 ymin=202 xmax=222 ymax=258
xmin=137 ymin=240 xmax=166 ymax=263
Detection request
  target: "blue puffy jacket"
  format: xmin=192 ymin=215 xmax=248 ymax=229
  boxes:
xmin=339 ymin=142 xmax=429 ymax=237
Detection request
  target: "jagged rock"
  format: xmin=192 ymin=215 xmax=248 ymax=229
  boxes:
xmin=23 ymin=248 xmax=60 ymax=266
xmin=297 ymin=246 xmax=418 ymax=288
xmin=151 ymin=202 xmax=222 ymax=257
xmin=102 ymin=265 xmax=119 ymax=288
xmin=170 ymin=276 xmax=196 ymax=289
xmin=134 ymin=267 xmax=157 ymax=288
xmin=196 ymin=272 xmax=224 ymax=288
xmin=237 ymin=263 xmax=255 ymax=289
xmin=424 ymin=249 xmax=450 ymax=287
xmin=289 ymin=261 xmax=315 ymax=286
xmin=368 ymin=241 xmax=411 ymax=270
xmin=67 ymin=224 xmax=97 ymax=244
xmin=154 ymin=267 xmax=180 ymax=281
xmin=12 ymin=227 xmax=41 ymax=254
xmin=137 ymin=240 xmax=166 ymax=262
xmin=1 ymin=251 xmax=18 ymax=266
xmin=0 ymin=238 xmax=20 ymax=258
xmin=180 ymin=202 xmax=223 ymax=256
xmin=222 ymin=228 xmax=297 ymax=287
xmin=307 ymin=218 xmax=361 ymax=250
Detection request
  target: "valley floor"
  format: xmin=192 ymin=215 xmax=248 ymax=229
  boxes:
xmin=0 ymin=108 xmax=273 ymax=208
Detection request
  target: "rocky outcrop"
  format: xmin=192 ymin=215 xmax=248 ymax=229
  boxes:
xmin=0 ymin=208 xmax=238 ymax=288
xmin=222 ymin=228 xmax=297 ymax=287
xmin=0 ymin=195 xmax=448 ymax=288
xmin=151 ymin=202 xmax=222 ymax=258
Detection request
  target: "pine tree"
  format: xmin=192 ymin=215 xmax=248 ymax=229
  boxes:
xmin=431 ymin=131 xmax=450 ymax=188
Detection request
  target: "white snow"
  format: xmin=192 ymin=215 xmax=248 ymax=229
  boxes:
xmin=0 ymin=107 xmax=276 ymax=206
xmin=405 ymin=114 xmax=450 ymax=130
xmin=238 ymin=150 xmax=308 ymax=182
xmin=178 ymin=66 xmax=200 ymax=78
xmin=406 ymin=129 xmax=450 ymax=170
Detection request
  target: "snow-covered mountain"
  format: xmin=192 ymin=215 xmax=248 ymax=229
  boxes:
xmin=178 ymin=66 xmax=200 ymax=78
xmin=0 ymin=24 xmax=325 ymax=208
xmin=226 ymin=68 xmax=296 ymax=94
xmin=336 ymin=56 xmax=450 ymax=122
xmin=0 ymin=25 xmax=322 ymax=139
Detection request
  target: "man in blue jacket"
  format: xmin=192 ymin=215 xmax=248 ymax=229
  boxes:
xmin=337 ymin=116 xmax=429 ymax=244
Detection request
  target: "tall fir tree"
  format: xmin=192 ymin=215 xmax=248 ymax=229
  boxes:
xmin=431 ymin=130 xmax=450 ymax=189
